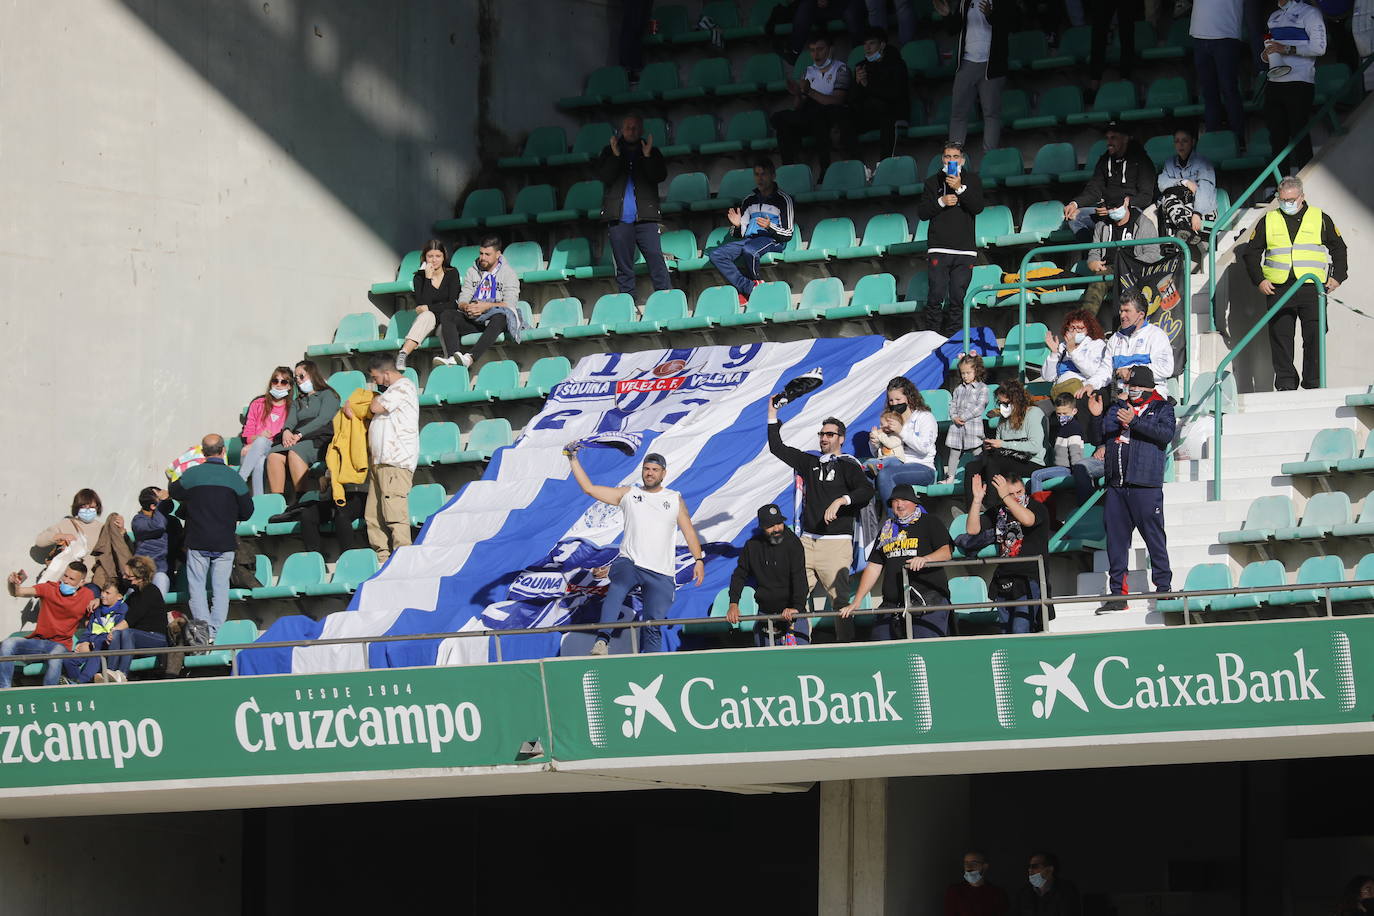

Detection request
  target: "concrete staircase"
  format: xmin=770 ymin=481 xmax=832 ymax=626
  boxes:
xmin=1051 ymin=385 xmax=1368 ymax=632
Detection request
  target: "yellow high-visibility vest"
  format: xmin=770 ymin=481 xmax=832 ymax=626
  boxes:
xmin=1262 ymin=206 xmax=1330 ymax=284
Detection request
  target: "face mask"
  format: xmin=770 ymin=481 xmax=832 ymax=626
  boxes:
xmin=1108 ymin=206 xmax=1128 ymax=222
xmin=895 ymin=509 xmax=919 ymax=524
xmin=1071 ymin=331 xmax=1086 ymax=344
xmin=814 ymin=56 xmax=830 ymax=67
xmin=1279 ymin=199 xmax=1301 ymax=216
xmin=297 ymin=379 xmax=314 ymax=394
xmin=1129 ymin=388 xmax=1148 ymax=401
xmin=865 ymin=51 xmax=881 ymax=62
xmin=77 ymin=508 xmax=98 ymax=523
xmin=58 ymin=582 xmax=77 ymax=596
xmin=1029 ymin=873 xmax=1047 ymax=890
xmin=270 ymin=386 xmax=291 ymax=399
xmin=998 ymin=404 xmax=1013 ymax=418
xmin=887 ymin=402 xmax=907 ymax=414
xmin=964 ymin=871 xmax=983 ymax=885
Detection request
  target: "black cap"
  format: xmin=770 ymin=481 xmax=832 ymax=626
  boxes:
xmin=1128 ymin=366 xmax=1156 ymax=388
xmin=757 ymin=504 xmax=785 ymax=527
xmin=1104 ymin=119 xmax=1128 ymax=134
xmin=642 ymin=452 xmax=667 ymax=469
xmin=887 ymin=484 xmax=921 ymax=505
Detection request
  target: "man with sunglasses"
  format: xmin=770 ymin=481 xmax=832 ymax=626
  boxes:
xmin=767 ymin=398 xmax=872 ymax=642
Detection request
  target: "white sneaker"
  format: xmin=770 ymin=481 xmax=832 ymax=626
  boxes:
xmin=110 ymin=669 xmax=128 ymax=683
xmin=589 ymin=638 xmax=609 ymax=657
xmin=432 ymin=355 xmax=457 ymax=367
xmin=457 ymin=352 xmax=474 ymax=368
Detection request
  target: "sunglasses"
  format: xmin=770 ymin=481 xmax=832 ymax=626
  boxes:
xmin=818 ymin=431 xmax=840 ymax=438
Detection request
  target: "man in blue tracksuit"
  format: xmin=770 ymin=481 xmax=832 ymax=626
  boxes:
xmin=1096 ymin=366 xmax=1175 ymax=613
xmin=708 ymin=157 xmax=796 ymax=304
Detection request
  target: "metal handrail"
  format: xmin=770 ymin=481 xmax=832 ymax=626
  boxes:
xmin=6 ymin=573 xmax=1369 ymax=677
xmin=1207 ymin=53 xmax=1374 ymax=303
xmin=960 ymin=237 xmax=1193 ymax=405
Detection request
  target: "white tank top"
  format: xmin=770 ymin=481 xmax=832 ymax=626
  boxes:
xmin=618 ymin=487 xmax=681 ymax=577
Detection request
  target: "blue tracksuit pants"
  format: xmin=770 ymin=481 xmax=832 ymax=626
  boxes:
xmin=1105 ymin=485 xmax=1172 ymax=595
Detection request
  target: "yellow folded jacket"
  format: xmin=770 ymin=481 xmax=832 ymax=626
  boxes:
xmin=326 ymin=388 xmax=374 ymax=505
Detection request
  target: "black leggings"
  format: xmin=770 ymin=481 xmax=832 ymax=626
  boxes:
xmin=298 ymin=492 xmax=366 ymax=555
xmin=440 ymin=311 xmax=508 ymax=363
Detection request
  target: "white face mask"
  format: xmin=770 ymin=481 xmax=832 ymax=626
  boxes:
xmin=1029 ymin=873 xmax=1048 ymax=889
xmin=1108 ymin=206 xmax=1128 ymax=222
xmin=1279 ymin=199 xmax=1302 ymax=216
xmin=1071 ymin=331 xmax=1086 ymax=344
xmin=297 ymin=379 xmax=314 ymax=394
xmin=964 ymin=870 xmax=983 ymax=885
xmin=865 ymin=51 xmax=881 ymax=62
xmin=998 ymin=403 xmax=1013 ymax=418
xmin=270 ymin=386 xmax=291 ymax=399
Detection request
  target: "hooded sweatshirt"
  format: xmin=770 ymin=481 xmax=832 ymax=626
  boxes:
xmin=1074 ymin=140 xmax=1158 ymax=212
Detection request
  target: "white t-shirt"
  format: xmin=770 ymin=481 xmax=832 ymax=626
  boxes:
xmin=619 ymin=486 xmax=681 ymax=577
xmin=963 ymin=1 xmax=993 ymax=62
xmin=803 ymin=59 xmax=850 ymax=96
xmin=367 ymin=377 xmax=419 ymax=472
xmin=1189 ymin=0 xmax=1243 ymax=39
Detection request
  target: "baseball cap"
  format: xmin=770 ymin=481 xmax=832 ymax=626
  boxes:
xmin=642 ymin=452 xmax=667 ymax=469
xmin=757 ymin=504 xmax=785 ymax=527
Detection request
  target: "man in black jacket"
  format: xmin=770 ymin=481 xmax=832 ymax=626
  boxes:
xmin=727 ymin=504 xmax=810 ymax=646
xmin=915 ymin=141 xmax=985 ymax=336
xmin=935 ymin=0 xmax=1017 ymax=151
xmin=597 ymin=114 xmax=672 ymax=302
xmin=169 ymin=434 xmax=253 ymax=636
xmin=849 ymin=27 xmax=911 ymax=165
xmin=767 ymin=398 xmax=873 ymax=643
xmin=1063 ymin=122 xmax=1156 ymax=239
xmin=1011 ymin=851 xmax=1082 ymax=916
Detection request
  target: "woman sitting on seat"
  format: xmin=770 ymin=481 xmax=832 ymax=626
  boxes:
xmin=238 ymin=366 xmax=294 ymax=496
xmin=962 ymin=379 xmax=1046 ymax=501
xmin=395 ymin=239 xmax=461 ymax=371
xmin=265 ymin=360 xmax=341 ymax=496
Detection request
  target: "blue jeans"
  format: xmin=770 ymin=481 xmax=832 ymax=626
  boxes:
xmin=1029 ymin=466 xmax=1071 ymax=493
xmin=607 ymin=221 xmax=671 ymax=296
xmin=238 ymin=436 xmax=273 ymax=496
xmin=1194 ymin=39 xmax=1245 ymax=135
xmin=0 ymin=637 xmax=68 ymax=688
xmin=871 ymin=607 xmax=950 ymax=640
xmin=62 ymin=638 xmax=110 ymax=684
xmin=109 ymin=629 xmax=168 ymax=675
xmin=997 ymin=578 xmax=1041 ymax=635
xmin=876 ymin=462 xmax=937 ymax=505
xmin=597 ymin=556 xmax=677 ymax=652
xmin=709 ymin=236 xmax=784 ymax=297
xmin=1072 ymin=456 xmax=1106 ymax=502
xmin=187 ymin=549 xmax=233 ymax=635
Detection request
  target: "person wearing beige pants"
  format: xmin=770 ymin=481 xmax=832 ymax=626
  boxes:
xmin=801 ymin=534 xmax=856 ymax=642
xmin=348 ymin=355 xmax=421 ymax=564
xmin=365 ymin=464 xmax=414 ymax=563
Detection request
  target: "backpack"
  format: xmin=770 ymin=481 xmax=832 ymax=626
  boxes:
xmin=181 ymin=618 xmax=213 ymax=648
xmin=163 ymin=615 xmax=213 ymax=677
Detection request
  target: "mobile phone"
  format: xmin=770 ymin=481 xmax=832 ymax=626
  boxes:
xmin=944 ymin=160 xmax=960 ymax=177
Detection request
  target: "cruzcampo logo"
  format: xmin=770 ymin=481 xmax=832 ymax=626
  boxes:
xmin=581 ymin=654 xmax=932 ymax=749
xmin=993 ymin=630 xmax=1358 ymax=729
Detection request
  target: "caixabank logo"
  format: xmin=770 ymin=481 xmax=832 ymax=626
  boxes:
xmin=992 ymin=630 xmax=1357 ymax=731
xmin=581 ymin=653 xmax=934 ymax=750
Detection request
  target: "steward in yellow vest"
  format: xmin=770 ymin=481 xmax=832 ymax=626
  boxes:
xmin=1242 ymin=181 xmax=1347 ymax=391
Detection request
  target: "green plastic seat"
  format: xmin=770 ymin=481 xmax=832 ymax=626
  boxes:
xmin=251 ymin=551 xmax=326 ymax=600
xmin=860 ymin=155 xmax=917 ymax=199
xmin=995 ymin=199 xmax=1070 ymax=247
xmin=615 ymin=289 xmax=688 ymax=334
xmin=666 ymin=285 xmax=740 ymax=331
xmin=693 ymin=167 xmax=758 ymax=213
xmin=1271 ymin=555 xmax=1346 ymax=607
xmin=719 ymin=54 xmax=788 ymax=96
xmin=434 ymin=187 xmax=506 ymax=232
xmin=782 ymin=217 xmax=857 ymax=262
xmin=524 ymin=238 xmax=592 ymax=284
xmin=306 ymin=312 xmax=381 ymax=357
xmin=449 ymin=360 xmax=519 ymax=403
xmin=677 ymin=225 xmax=733 ymax=273
xmin=451 ymin=418 xmax=514 ymax=463
xmin=524 ymin=298 xmax=585 ymax=341
xmin=1347 ymin=388 xmax=1374 ymax=409
xmin=901 ymin=39 xmax=948 ymax=78
xmin=1218 ymin=495 xmax=1297 ymax=545
xmin=646 ymin=4 xmax=690 ymax=43
xmin=979 ymin=148 xmax=1025 ymax=187
xmin=418 ymin=422 xmax=463 ymax=467
xmin=702 ymin=109 xmax=772 ymax=155
xmin=1015 ymin=86 xmax=1084 ymax=131
xmin=774 ymin=163 xmax=814 ymax=197
xmin=498 ymin=125 xmax=568 ymax=169
xmin=985 ymin=323 xmax=1050 ymax=368
xmin=449 ymin=245 xmax=481 ymax=275
xmin=662 ymin=114 xmax=718 ymax=157
xmin=834 ymin=273 xmax=897 ymax=319
xmin=1000 ymin=89 xmax=1032 ymax=125
xmin=1068 ymin=80 xmax=1138 ymax=125
xmin=1209 ymin=560 xmax=1286 ymax=612
xmin=839 ymin=212 xmax=910 ymax=260
xmin=660 ymin=229 xmax=700 ymax=271
xmin=326 ymin=370 xmax=366 ymax=403
xmin=974 ymin=206 xmax=1015 ymax=247
xmin=922 ymin=389 xmax=951 ymax=423
xmin=557 ymin=65 xmax=628 ymax=110
xmin=1006 ymin=144 xmax=1075 ymax=190
xmin=537 ymin=180 xmax=604 ymax=224
xmin=719 ymin=280 xmax=792 ymax=327
xmin=565 ymin=293 xmax=636 ymax=339
xmin=235 ymin=494 xmax=286 ymax=537
xmin=776 ymin=277 xmax=844 ymax=322
xmin=224 ymin=555 xmax=272 ymax=598
xmin=761 ymin=223 xmax=802 ymax=265
xmin=182 ymin=619 xmax=260 ymax=670
xmin=1007 ymin=30 xmax=1048 ymax=69
xmin=303 ymin=548 xmax=380 ymax=597
xmin=1281 ymin=428 xmax=1359 ymax=477
xmin=1123 ymin=76 xmax=1190 ymax=121
xmin=479 ymin=184 xmax=554 ymax=229
xmin=547 ymin=122 xmax=613 ymax=167
xmin=660 ymin=171 xmax=710 ymax=214
xmin=1275 ymin=492 xmax=1352 ymax=542
xmin=950 ymin=515 xmax=997 ymax=558
xmin=418 ymin=365 xmax=471 ymax=407
xmin=1052 ymin=504 xmax=1107 ymax=551
xmin=1059 ymin=139 xmax=1107 ymax=184
xmin=1196 ymin=130 xmax=1239 ymax=164
xmin=1315 ymin=62 xmax=1355 ymax=105
xmin=949 ymin=575 xmax=998 ymax=624
xmin=503 ymin=241 xmax=545 ymax=280
xmin=369 ymin=250 xmax=423 ymax=297
xmin=1335 ymin=430 xmax=1374 ymax=475
xmin=1333 ymin=554 xmax=1374 ymax=604
xmin=1039 ymin=25 xmax=1092 ymax=68
xmin=663 ymin=57 xmax=732 ymax=100
xmin=571 ymin=240 xmax=642 ymax=282
xmin=1143 ymin=16 xmax=1191 ymax=59
xmin=796 ymin=160 xmax=868 ymax=203
xmin=1144 ymin=134 xmax=1174 ymax=170
xmin=1157 ymin=563 xmax=1232 ymax=612
xmin=501 ymin=356 xmax=573 ymax=399
xmin=621 ymin=61 xmax=681 ymax=104
xmin=407 ymin=484 xmax=448 ymax=528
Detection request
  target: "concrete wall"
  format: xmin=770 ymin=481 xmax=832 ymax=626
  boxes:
xmin=0 ymin=0 xmax=609 ymax=630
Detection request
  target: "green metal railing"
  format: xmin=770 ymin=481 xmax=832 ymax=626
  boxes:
xmin=959 ymin=237 xmax=1194 ymax=405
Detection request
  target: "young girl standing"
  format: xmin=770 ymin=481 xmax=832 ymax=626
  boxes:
xmin=944 ymin=354 xmax=989 ymax=484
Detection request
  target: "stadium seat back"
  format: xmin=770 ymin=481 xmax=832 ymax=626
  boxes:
xmin=851 ymin=273 xmax=897 ymax=310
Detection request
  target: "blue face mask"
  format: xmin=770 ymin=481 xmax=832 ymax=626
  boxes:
xmin=58 ymin=582 xmax=77 ymax=596
xmin=77 ymin=508 xmax=98 ymax=523
xmin=1029 ymin=873 xmax=1048 ymax=890
xmin=297 ymin=379 xmax=314 ymax=394
xmin=865 ymin=51 xmax=881 ymax=62
xmin=1279 ymin=199 xmax=1302 ymax=216
xmin=1108 ymin=206 xmax=1128 ymax=222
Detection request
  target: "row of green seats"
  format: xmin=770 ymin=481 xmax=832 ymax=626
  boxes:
xmin=1219 ymin=493 xmax=1374 ymax=546
xmin=416 ymin=419 xmax=513 ymax=466
xmin=1280 ymin=428 xmax=1374 ymax=478
xmin=1159 ymin=555 xmax=1374 ymax=613
xmin=234 ymin=484 xmax=450 ymax=538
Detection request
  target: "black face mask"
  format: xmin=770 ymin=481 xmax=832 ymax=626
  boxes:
xmin=887 ymin=402 xmax=907 ymax=414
